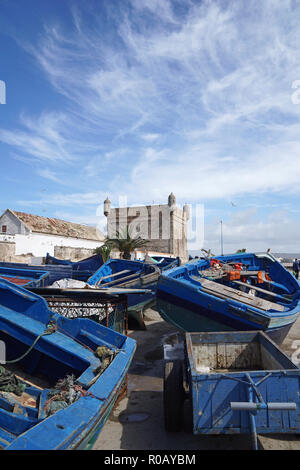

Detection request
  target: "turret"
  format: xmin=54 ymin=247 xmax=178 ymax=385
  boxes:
xmin=104 ymin=197 xmax=111 ymax=217
xmin=168 ymin=192 xmax=176 ymax=207
xmin=183 ymin=203 xmax=190 ymax=221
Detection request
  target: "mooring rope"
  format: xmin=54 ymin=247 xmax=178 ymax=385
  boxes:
xmin=5 ymin=321 xmax=58 ymax=364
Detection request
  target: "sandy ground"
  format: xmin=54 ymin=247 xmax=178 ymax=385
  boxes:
xmin=93 ymin=309 xmax=300 ymax=451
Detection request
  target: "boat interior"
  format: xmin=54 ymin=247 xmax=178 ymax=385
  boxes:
xmin=88 ymin=259 xmax=159 ymax=288
xmin=178 ymin=254 xmax=300 ymax=313
xmin=0 ymin=279 xmax=124 ymax=449
xmin=0 ymin=267 xmax=48 ymax=287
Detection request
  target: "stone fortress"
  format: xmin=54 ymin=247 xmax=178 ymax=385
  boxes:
xmin=103 ymin=193 xmax=189 ymax=263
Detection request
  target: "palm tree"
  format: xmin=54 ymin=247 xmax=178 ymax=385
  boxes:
xmin=94 ymin=244 xmax=112 ymax=263
xmin=105 ymin=227 xmax=149 ymax=260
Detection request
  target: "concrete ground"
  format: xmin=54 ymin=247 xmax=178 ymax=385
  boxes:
xmin=93 ymin=309 xmax=300 ymax=451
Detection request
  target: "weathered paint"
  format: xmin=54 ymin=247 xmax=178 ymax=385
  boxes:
xmin=157 ymin=253 xmax=300 ymax=345
xmin=0 ymin=277 xmax=136 ymax=450
xmin=184 ymin=331 xmax=300 ymax=437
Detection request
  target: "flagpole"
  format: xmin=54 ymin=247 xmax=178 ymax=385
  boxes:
xmin=220 ymin=220 xmax=224 ymax=255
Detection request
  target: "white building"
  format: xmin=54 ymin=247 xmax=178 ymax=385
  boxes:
xmin=0 ymin=209 xmax=104 ymax=261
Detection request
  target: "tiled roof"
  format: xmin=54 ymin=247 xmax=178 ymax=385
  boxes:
xmin=10 ymin=210 xmax=104 ymax=241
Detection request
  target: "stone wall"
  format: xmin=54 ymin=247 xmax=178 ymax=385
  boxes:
xmin=0 ymin=242 xmax=32 ymax=263
xmin=0 ymin=242 xmax=15 ymax=262
xmin=0 ymin=241 xmax=98 ymax=263
xmin=54 ymin=245 xmax=97 ymax=261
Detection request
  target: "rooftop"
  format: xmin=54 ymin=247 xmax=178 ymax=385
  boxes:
xmin=8 ymin=210 xmax=104 ymax=241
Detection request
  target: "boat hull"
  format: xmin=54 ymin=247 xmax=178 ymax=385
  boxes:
xmin=64 ymin=353 xmax=133 ymax=450
xmin=127 ymin=295 xmax=157 ymax=329
xmin=157 ymin=288 xmax=296 ymax=345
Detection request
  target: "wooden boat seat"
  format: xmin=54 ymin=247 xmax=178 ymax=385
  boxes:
xmin=100 ymin=267 xmax=159 ymax=288
xmin=117 ymin=270 xmax=160 ymax=288
xmin=231 ymin=280 xmax=291 ymax=302
xmin=191 ymin=277 xmax=285 ymax=312
xmin=102 ymin=271 xmax=141 ymax=287
xmin=96 ymin=270 xmax=131 ymax=282
xmin=95 ymin=269 xmax=131 ymax=286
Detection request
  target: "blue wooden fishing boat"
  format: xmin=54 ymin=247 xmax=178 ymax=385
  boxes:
xmin=88 ymin=259 xmax=163 ymax=328
xmin=0 ymin=254 xmax=103 ymax=285
xmin=45 ymin=253 xmax=104 ymax=281
xmin=0 ymin=261 xmax=73 ymax=285
xmin=0 ymin=266 xmax=49 ymax=288
xmin=45 ymin=252 xmax=103 ymax=271
xmin=156 ymin=252 xmax=300 ymax=344
xmin=45 ymin=253 xmax=73 ymax=266
xmin=0 ymin=278 xmax=136 ymax=450
xmin=88 ymin=259 xmax=170 ymax=328
xmin=163 ymin=331 xmax=300 ymax=450
xmin=88 ymin=257 xmax=180 ymax=329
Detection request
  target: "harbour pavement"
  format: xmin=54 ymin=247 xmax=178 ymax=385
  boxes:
xmin=93 ymin=308 xmax=300 ymax=451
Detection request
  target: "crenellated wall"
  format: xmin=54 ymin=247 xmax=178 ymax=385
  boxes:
xmin=105 ymin=195 xmax=188 ymax=262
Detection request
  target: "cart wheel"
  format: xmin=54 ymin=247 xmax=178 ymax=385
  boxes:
xmin=163 ymin=360 xmax=185 ymax=432
xmin=183 ymin=399 xmax=193 ymax=433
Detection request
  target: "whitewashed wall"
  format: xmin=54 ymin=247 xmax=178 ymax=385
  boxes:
xmin=0 ymin=233 xmax=103 ymax=257
xmin=0 ymin=211 xmax=29 ymax=235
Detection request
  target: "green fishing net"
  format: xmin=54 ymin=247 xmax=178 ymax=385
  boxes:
xmin=0 ymin=366 xmax=26 ymax=396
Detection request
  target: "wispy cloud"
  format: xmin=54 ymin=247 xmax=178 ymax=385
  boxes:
xmin=141 ymin=133 xmax=160 ymax=142
xmin=19 ymin=190 xmax=107 ymax=207
xmin=2 ymin=0 xmax=300 ymax=251
xmin=28 ymin=1 xmax=300 ymax=195
xmin=36 ymin=168 xmax=63 ymax=183
xmin=0 ymin=112 xmax=74 ymax=164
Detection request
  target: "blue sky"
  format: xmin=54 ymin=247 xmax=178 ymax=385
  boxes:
xmin=1 ymin=0 xmax=300 ymax=253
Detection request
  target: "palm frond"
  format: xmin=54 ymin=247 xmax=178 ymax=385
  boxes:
xmin=105 ymin=227 xmax=148 ymax=259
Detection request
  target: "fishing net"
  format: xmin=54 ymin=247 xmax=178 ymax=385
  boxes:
xmin=93 ymin=346 xmax=116 ymax=375
xmin=45 ymin=374 xmax=81 ymax=417
xmin=0 ymin=366 xmax=26 ymax=396
xmin=44 ymin=346 xmax=116 ymax=416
